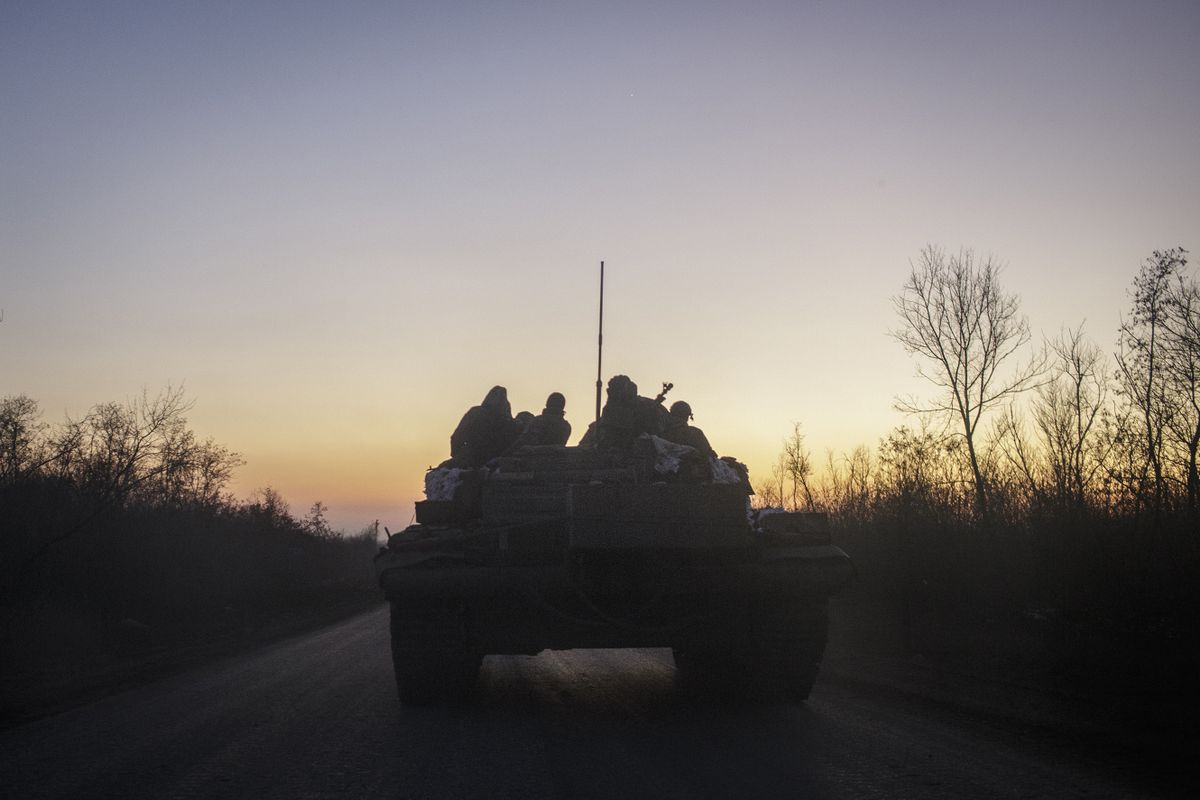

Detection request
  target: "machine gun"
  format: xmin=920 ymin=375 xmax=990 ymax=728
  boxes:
xmin=654 ymin=382 xmax=674 ymax=404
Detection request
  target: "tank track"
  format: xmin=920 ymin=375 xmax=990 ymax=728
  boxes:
xmin=673 ymin=597 xmax=828 ymax=702
xmin=389 ymin=600 xmax=482 ymax=704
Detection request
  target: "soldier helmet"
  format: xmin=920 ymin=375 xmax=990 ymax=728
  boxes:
xmin=482 ymin=385 xmax=511 ymax=415
xmin=669 ymin=400 xmax=693 ymax=420
xmin=607 ymin=375 xmax=637 ymax=402
xmin=545 ymin=392 xmax=566 ymax=411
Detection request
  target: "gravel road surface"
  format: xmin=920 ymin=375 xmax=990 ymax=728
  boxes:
xmin=1 ymin=607 xmax=1191 ymax=799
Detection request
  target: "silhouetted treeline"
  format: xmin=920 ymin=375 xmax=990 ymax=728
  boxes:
xmin=0 ymin=388 xmax=378 ymax=717
xmin=758 ymin=247 xmax=1200 ymax=708
xmin=761 ymin=421 xmax=1198 ymax=618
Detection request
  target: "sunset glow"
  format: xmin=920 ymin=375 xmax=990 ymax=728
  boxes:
xmin=3 ymin=2 xmax=1198 ymax=531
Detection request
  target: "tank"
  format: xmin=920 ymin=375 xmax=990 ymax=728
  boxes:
xmin=374 ymin=440 xmax=854 ymax=704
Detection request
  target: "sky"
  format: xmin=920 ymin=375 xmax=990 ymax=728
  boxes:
xmin=3 ymin=1 xmax=1198 ymax=532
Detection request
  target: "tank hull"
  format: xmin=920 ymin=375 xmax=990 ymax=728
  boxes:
xmin=374 ymin=446 xmax=854 ymax=703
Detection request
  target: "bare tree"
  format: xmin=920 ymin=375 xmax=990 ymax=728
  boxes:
xmin=249 ymin=486 xmax=292 ymax=523
xmin=892 ymin=245 xmax=1043 ymax=518
xmin=753 ymin=478 xmax=783 ymax=509
xmin=1116 ymin=248 xmax=1188 ymax=514
xmin=187 ymin=438 xmax=243 ymax=507
xmin=12 ymin=386 xmax=244 ymax=581
xmin=991 ymin=406 xmax=1042 ymax=506
xmin=767 ymin=452 xmax=787 ymax=509
xmin=304 ymin=500 xmax=338 ymax=539
xmin=992 ymin=328 xmax=1113 ymax=515
xmin=68 ymin=386 xmax=196 ymax=507
xmin=844 ymin=445 xmax=874 ymax=515
xmin=1034 ymin=326 xmax=1111 ymax=511
xmin=782 ymin=423 xmax=815 ymax=511
xmin=0 ymin=395 xmax=48 ymax=483
xmin=1156 ymin=249 xmax=1200 ymax=511
xmin=820 ymin=445 xmax=874 ymax=518
xmin=876 ymin=422 xmax=972 ymax=517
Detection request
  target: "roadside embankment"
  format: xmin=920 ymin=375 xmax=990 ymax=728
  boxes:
xmin=822 ymin=592 xmax=1200 ymax=755
xmin=0 ymin=594 xmax=383 ymax=728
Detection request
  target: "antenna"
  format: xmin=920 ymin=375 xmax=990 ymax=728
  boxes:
xmin=595 ymin=261 xmax=604 ymax=423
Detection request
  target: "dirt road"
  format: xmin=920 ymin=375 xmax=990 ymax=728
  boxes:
xmin=0 ymin=607 xmax=1189 ymax=799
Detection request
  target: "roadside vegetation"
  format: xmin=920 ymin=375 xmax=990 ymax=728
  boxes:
xmin=3 ymin=246 xmax=1196 ymax=724
xmin=0 ymin=387 xmax=379 ymax=721
xmin=756 ymin=246 xmax=1199 ymax=721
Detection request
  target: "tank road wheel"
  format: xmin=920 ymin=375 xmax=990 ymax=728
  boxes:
xmin=746 ymin=597 xmax=829 ymax=702
xmin=672 ymin=598 xmax=829 ymax=703
xmin=671 ymin=607 xmax=750 ymax=700
xmin=389 ymin=600 xmax=482 ymax=705
xmin=671 ymin=644 xmax=742 ymax=699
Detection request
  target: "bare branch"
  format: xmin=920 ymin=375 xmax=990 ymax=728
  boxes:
xmin=891 ymin=245 xmax=1043 ymax=517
